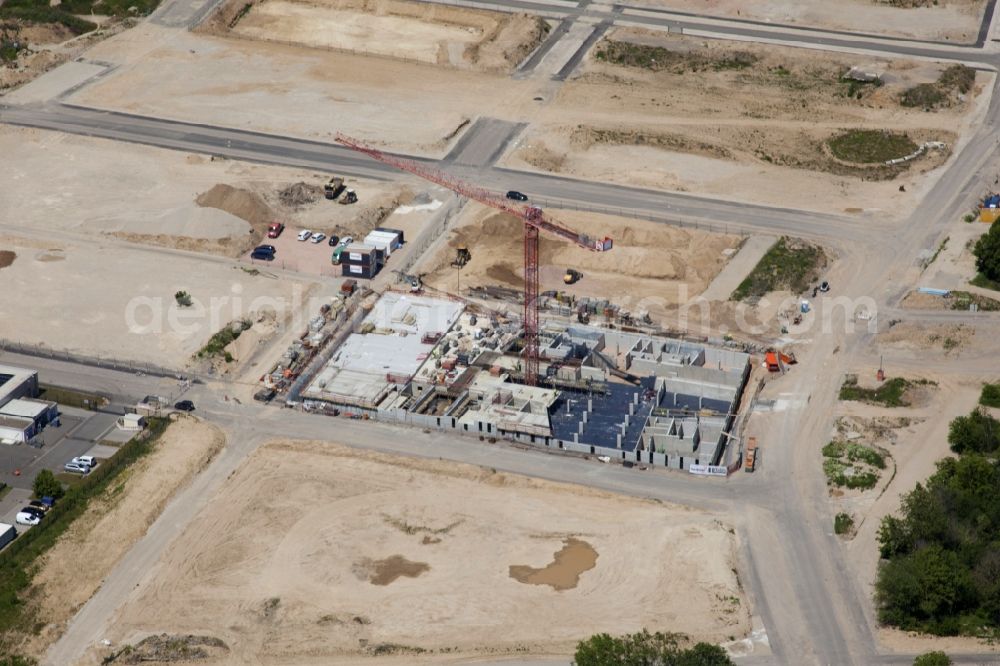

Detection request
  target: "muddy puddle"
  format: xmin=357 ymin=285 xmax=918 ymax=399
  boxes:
xmin=368 ymin=555 xmax=430 ymax=586
xmin=509 ymin=537 xmax=598 ymax=591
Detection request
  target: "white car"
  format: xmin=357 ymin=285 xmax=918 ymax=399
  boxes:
xmin=16 ymin=511 xmax=40 ymax=526
xmin=72 ymin=455 xmax=97 ymax=468
xmin=310 ymin=232 xmax=326 ymax=244
xmin=339 ymin=236 xmax=353 ymax=247
xmin=64 ymin=461 xmax=90 ymax=474
xmin=297 ymin=229 xmax=312 ymax=241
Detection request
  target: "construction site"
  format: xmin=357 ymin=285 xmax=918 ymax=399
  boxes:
xmin=4 ymin=0 xmax=1000 ymax=662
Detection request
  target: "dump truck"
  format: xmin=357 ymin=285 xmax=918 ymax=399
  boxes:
xmin=324 ymin=177 xmax=345 ymax=200
xmin=744 ymin=437 xmax=758 ymax=472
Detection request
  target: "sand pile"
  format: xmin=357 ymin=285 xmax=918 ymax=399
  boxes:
xmin=0 ymin=250 xmax=16 ymax=269
xmin=278 ymin=181 xmax=324 ymax=208
xmin=196 ymin=184 xmax=275 ymax=228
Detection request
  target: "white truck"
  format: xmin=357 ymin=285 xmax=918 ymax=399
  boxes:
xmin=0 ymin=523 xmax=17 ymax=551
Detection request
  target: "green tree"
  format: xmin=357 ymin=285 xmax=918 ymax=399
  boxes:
xmin=947 ymin=409 xmax=1000 ymax=455
xmin=981 ymin=382 xmax=1000 ymax=408
xmin=573 ymin=630 xmax=733 ymax=666
xmin=876 ymin=544 xmax=974 ymax=633
xmin=877 ymin=515 xmax=912 ymax=559
xmin=913 ymin=651 xmax=952 ymax=666
xmin=974 ymin=222 xmax=1000 ymax=283
xmin=32 ymin=469 xmax=63 ymax=500
xmin=174 ymin=290 xmax=192 ymax=307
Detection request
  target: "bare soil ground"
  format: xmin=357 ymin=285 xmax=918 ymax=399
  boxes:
xmin=505 ymin=27 xmax=985 ymax=215
xmin=877 ymin=320 xmax=974 ymax=353
xmin=420 ymin=204 xmax=742 ymax=316
xmin=0 ymin=233 xmax=315 ymax=367
xmin=93 ymin=440 xmax=750 ymax=664
xmin=0 ymin=126 xmax=409 ymax=258
xmin=626 ymin=0 xmax=986 ymax=41
xmin=73 ymin=24 xmax=538 ymax=154
xmin=204 ymin=0 xmax=549 ymax=73
xmin=5 ymin=418 xmax=225 ymax=661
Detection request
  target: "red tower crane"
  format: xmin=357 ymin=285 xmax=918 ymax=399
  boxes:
xmin=334 ymin=133 xmax=613 ymax=386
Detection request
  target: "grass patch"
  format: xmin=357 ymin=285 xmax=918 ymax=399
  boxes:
xmin=824 ymin=440 xmax=887 ymax=489
xmin=197 ymin=319 xmax=252 ymax=360
xmin=0 ymin=1 xmax=96 ymax=33
xmin=901 ymin=64 xmax=975 ymax=109
xmin=0 ymin=418 xmax=167 ymax=658
xmin=593 ymin=39 xmax=757 ymax=74
xmin=839 ymin=376 xmax=914 ymax=407
xmin=834 ymin=512 xmax=854 ymax=535
xmin=827 ymin=130 xmax=918 ymax=165
xmin=980 ymin=383 xmax=1000 ymax=408
xmin=37 ymin=384 xmax=109 ymax=410
xmin=970 ymin=273 xmax=1000 ymax=292
xmin=54 ymin=0 xmax=160 ymax=17
xmin=731 ymin=237 xmax=825 ymax=301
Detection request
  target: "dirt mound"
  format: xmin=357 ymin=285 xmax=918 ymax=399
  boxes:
xmin=467 ymin=14 xmax=549 ymax=72
xmin=196 ymin=184 xmax=274 ymax=227
xmin=278 ymin=181 xmax=323 ymax=208
xmin=0 ymin=250 xmax=16 ymax=269
xmin=105 ymin=634 xmax=229 ymax=663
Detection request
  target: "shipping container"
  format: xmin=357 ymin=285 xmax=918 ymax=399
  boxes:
xmin=363 ymin=233 xmax=394 ymax=258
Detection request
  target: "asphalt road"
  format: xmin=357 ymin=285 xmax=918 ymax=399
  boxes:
xmin=0 ymin=103 xmax=863 ymax=241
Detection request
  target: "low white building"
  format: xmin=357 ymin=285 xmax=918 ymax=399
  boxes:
xmin=0 ymin=416 xmax=34 ymax=444
xmin=0 ymin=398 xmax=58 ymax=431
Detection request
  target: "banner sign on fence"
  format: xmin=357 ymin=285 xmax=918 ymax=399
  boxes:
xmin=689 ymin=464 xmax=728 ymax=477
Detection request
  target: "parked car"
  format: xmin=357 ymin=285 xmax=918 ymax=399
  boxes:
xmin=15 ymin=512 xmax=40 ymax=526
xmin=506 ymin=190 xmax=528 ymax=201
xmin=28 ymin=500 xmax=49 ymax=513
xmin=327 ymin=235 xmax=340 ymax=247
xmin=63 ymin=462 xmax=90 ymax=474
xmin=339 ymin=236 xmax=353 ymax=247
xmin=310 ymin=232 xmax=326 ymax=244
xmin=297 ymin=229 xmax=312 ymax=241
xmin=251 ymin=249 xmax=275 ymax=261
xmin=254 ymin=245 xmax=276 ymax=254
xmin=72 ymin=455 xmax=97 ymax=468
xmin=267 ymin=222 xmax=285 ymax=238
xmin=819 ymin=281 xmax=830 ymax=293
xmin=20 ymin=506 xmax=45 ymax=519
xmin=174 ymin=400 xmax=195 ymax=412
xmin=40 ymin=496 xmax=55 ymax=508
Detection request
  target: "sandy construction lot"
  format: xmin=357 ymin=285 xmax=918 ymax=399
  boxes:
xmin=0 ymin=234 xmax=313 ymax=368
xmin=8 ymin=418 xmax=225 ymax=660
xmin=74 ymin=25 xmax=537 ymax=155
xmin=508 ymin=28 xmax=987 ymax=215
xmin=631 ymin=0 xmax=985 ymax=41
xmin=421 ymin=205 xmax=741 ymax=317
xmin=219 ymin=0 xmax=549 ymax=71
xmin=98 ymin=440 xmax=749 ymax=663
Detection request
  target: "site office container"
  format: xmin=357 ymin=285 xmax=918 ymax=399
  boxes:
xmin=363 ymin=233 xmax=394 ymax=258
xmin=375 ymin=227 xmax=404 ymax=244
xmin=342 ymin=262 xmax=381 ymax=279
xmin=342 ymin=243 xmax=385 ymax=267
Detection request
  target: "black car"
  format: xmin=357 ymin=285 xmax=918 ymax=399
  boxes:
xmin=28 ymin=500 xmax=48 ymax=513
xmin=21 ymin=506 xmax=46 ymax=519
xmin=328 ymin=235 xmax=340 ymax=247
xmin=255 ymin=245 xmax=276 ymax=254
xmin=174 ymin=400 xmax=195 ymax=412
xmin=251 ymin=248 xmax=275 ymax=261
xmin=506 ymin=190 xmax=528 ymax=201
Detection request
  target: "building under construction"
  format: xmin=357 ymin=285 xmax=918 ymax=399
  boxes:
xmin=302 ymin=292 xmax=751 ymax=471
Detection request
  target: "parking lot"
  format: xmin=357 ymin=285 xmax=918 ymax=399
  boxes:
xmin=0 ymin=406 xmax=129 ymax=533
xmin=242 ymin=228 xmax=345 ymax=278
